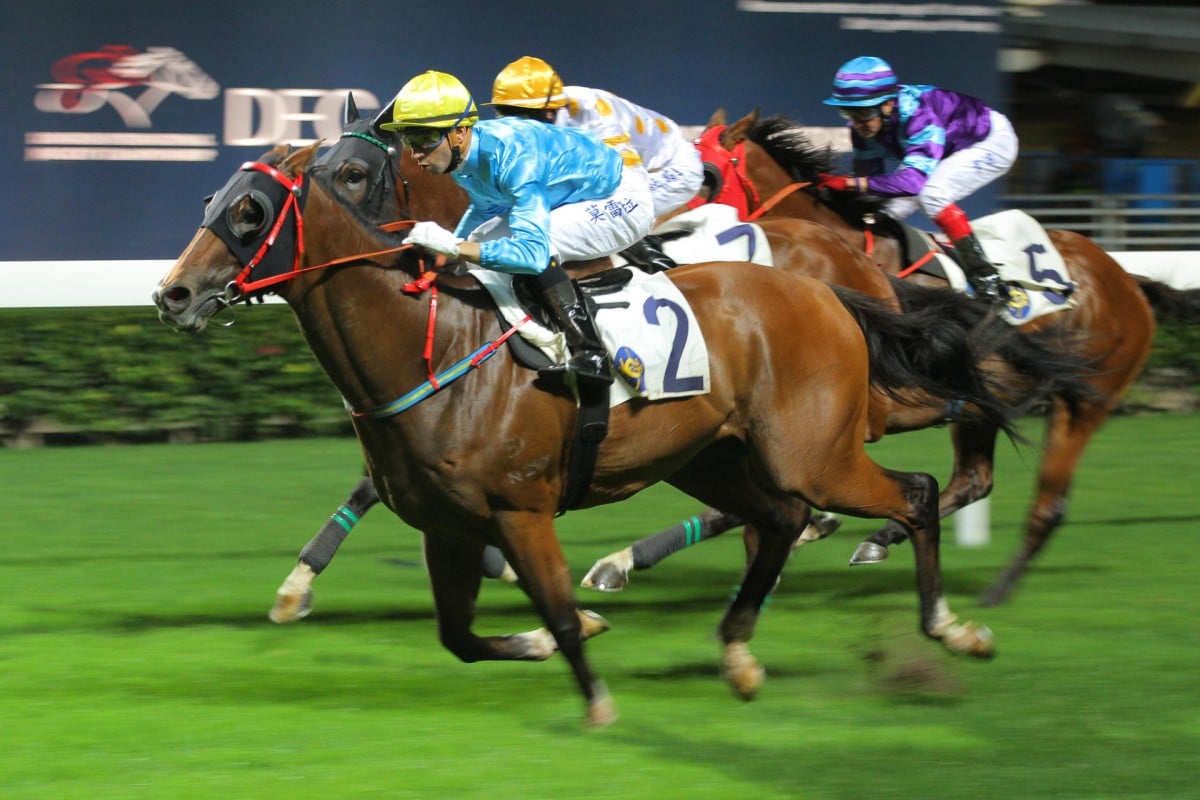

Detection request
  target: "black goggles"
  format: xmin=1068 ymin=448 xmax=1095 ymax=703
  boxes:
xmin=838 ymin=106 xmax=883 ymax=122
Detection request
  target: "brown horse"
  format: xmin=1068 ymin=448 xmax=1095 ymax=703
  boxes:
xmin=269 ymin=97 xmax=908 ymax=623
xmin=154 ymin=142 xmax=1013 ymax=725
xmin=281 ymin=101 xmax=1103 ymax=618
xmin=704 ymin=109 xmax=1200 ymax=607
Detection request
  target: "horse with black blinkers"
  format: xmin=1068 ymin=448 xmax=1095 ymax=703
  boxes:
xmin=155 ymin=139 xmax=1012 ymax=726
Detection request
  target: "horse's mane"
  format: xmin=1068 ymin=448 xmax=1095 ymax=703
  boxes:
xmin=745 ymin=114 xmax=887 ymax=229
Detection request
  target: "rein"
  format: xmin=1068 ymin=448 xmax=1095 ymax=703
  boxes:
xmin=222 ymin=159 xmax=531 ymax=419
xmin=745 ymin=180 xmax=810 ymax=222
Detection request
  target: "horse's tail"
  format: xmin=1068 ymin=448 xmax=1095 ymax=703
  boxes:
xmin=831 ymin=284 xmax=1021 ymax=440
xmin=888 ymin=278 xmax=1102 ymax=418
xmin=1132 ymin=276 xmax=1200 ymax=325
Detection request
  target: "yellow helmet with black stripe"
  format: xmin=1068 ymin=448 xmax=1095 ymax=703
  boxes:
xmin=379 ymin=70 xmax=479 ymax=130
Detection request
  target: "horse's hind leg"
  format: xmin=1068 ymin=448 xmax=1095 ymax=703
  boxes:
xmin=773 ymin=435 xmax=996 ymax=659
xmin=849 ymin=421 xmax=998 ymax=566
xmin=979 ymin=401 xmax=1107 ymax=607
xmin=666 ymin=460 xmax=811 ymax=701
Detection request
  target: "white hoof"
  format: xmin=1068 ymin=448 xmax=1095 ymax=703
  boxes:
xmin=581 ymin=549 xmax=634 ymax=592
xmin=720 ymin=642 xmax=765 ymax=701
xmin=849 ymin=541 xmax=889 ymax=566
xmin=269 ymin=589 xmax=313 ymax=624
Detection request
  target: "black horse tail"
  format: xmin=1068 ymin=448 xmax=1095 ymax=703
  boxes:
xmin=1133 ymin=276 xmax=1200 ymax=325
xmin=888 ymin=278 xmax=1102 ymax=419
xmin=830 ymin=285 xmax=1022 ymax=441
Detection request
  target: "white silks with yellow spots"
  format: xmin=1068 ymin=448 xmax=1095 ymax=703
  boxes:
xmin=556 ymin=86 xmax=703 ymax=217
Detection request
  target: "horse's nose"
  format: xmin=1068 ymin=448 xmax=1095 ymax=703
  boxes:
xmin=153 ymin=283 xmax=193 ymax=314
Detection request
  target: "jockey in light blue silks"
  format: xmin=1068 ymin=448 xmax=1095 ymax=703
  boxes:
xmin=378 ymin=70 xmax=655 ymax=386
xmin=818 ymin=56 xmax=1020 ymax=304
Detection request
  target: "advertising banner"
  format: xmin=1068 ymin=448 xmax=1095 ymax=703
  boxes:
xmin=1 ymin=0 xmax=1002 ymax=266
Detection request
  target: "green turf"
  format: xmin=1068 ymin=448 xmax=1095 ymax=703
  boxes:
xmin=2 ymin=413 xmax=1198 ymax=799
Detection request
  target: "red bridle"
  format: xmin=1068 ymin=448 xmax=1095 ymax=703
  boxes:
xmin=688 ymin=125 xmax=809 ymax=222
xmin=229 ymin=160 xmax=415 ymax=297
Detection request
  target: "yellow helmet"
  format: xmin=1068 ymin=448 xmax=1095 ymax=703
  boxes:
xmin=489 ymin=56 xmax=567 ymax=110
xmin=379 ymin=70 xmax=479 ymax=131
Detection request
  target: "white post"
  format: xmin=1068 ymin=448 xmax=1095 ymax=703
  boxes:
xmin=954 ymin=497 xmax=991 ymax=548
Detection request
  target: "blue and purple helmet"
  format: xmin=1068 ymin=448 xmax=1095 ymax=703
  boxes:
xmin=823 ymin=56 xmax=899 ymax=107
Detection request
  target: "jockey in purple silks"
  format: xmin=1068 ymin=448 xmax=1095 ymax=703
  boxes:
xmin=818 ymin=56 xmax=1019 ymax=304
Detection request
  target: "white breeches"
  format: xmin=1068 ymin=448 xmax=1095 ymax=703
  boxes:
xmin=883 ymin=109 xmax=1019 ymax=221
xmin=648 ymin=145 xmax=705 ymax=218
xmin=468 ymin=166 xmax=655 ymax=266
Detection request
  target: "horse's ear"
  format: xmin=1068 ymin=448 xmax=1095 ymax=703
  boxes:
xmin=344 ymin=92 xmax=360 ymax=125
xmin=722 ymin=110 xmax=756 ymax=148
xmin=282 ymin=141 xmax=324 ymax=175
xmin=706 ymin=107 xmax=727 ymax=129
xmin=259 ymin=143 xmax=291 ymax=166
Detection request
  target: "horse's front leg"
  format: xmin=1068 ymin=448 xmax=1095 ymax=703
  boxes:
xmin=849 ymin=421 xmax=997 ymax=566
xmin=270 ymin=473 xmax=380 ymax=623
xmin=580 ymin=507 xmax=743 ymax=592
xmin=494 ymin=510 xmax=616 ymax=728
xmin=423 ymin=523 xmax=613 ymax=726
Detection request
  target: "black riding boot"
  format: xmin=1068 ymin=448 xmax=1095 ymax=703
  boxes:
xmin=535 ymin=265 xmax=614 ymax=386
xmin=954 ymin=233 xmax=1009 ymax=304
xmin=619 ymin=235 xmax=677 ymax=273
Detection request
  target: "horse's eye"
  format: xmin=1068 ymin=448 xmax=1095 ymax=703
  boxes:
xmin=339 ymin=160 xmax=369 ymax=187
xmin=226 ymin=191 xmax=274 ymax=239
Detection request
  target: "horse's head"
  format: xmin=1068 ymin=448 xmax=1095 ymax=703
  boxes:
xmin=687 ymin=108 xmax=762 ymax=220
xmin=154 ymin=143 xmax=323 ymax=332
xmin=313 ymin=92 xmax=405 ymax=223
xmin=315 ymin=91 xmax=468 ymax=229
xmin=702 ymin=110 xmax=881 ymax=229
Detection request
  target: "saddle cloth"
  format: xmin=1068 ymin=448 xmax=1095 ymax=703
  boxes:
xmin=646 ymin=204 xmax=774 ymax=267
xmin=929 ymin=209 xmax=1077 ymax=325
xmin=469 ymin=267 xmax=711 ymax=407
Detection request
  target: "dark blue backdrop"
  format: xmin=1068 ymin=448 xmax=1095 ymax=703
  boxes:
xmin=0 ymin=0 xmax=1002 ymax=261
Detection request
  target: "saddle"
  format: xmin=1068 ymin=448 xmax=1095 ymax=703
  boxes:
xmin=499 ymin=267 xmax=636 ymax=371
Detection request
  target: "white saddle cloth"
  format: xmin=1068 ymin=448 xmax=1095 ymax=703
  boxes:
xmin=470 ymin=268 xmax=711 ymax=406
xmin=931 ymin=209 xmax=1077 ymax=325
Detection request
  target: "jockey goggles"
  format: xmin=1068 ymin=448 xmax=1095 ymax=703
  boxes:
xmin=838 ymin=106 xmax=884 ymax=122
xmin=397 ymin=127 xmax=449 ymax=151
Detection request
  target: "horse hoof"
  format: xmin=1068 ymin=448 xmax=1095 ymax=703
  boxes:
xmin=720 ymin=643 xmax=765 ymax=701
xmin=941 ymin=622 xmax=996 ymax=659
xmin=849 ymin=541 xmax=889 ymax=566
xmin=269 ymin=589 xmax=313 ymax=624
xmin=581 ymin=562 xmax=629 ymax=592
xmin=579 ymin=609 xmax=613 ymax=640
xmin=585 ymin=689 xmax=618 ymax=728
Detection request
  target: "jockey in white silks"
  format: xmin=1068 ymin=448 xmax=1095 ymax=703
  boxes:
xmin=488 ymin=55 xmax=704 ymax=272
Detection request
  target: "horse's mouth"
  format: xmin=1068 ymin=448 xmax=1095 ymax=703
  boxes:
xmin=155 ymin=288 xmax=230 ymax=333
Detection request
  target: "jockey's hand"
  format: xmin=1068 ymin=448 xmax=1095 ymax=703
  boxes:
xmin=817 ymin=173 xmax=859 ymax=193
xmin=403 ymin=221 xmax=462 ymax=258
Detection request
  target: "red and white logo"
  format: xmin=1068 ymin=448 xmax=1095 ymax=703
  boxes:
xmin=29 ymin=45 xmax=221 ymax=162
xmin=35 ymin=45 xmax=219 ymax=127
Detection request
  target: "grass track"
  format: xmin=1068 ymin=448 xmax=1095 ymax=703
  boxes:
xmin=2 ymin=413 xmax=1198 ymax=799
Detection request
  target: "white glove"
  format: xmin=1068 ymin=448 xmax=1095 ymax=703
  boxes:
xmin=403 ymin=221 xmax=462 ymax=258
